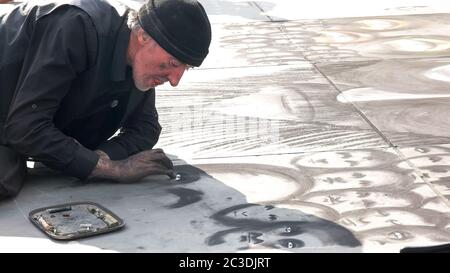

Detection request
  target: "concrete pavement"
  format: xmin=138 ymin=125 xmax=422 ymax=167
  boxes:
xmin=1 ymin=0 xmax=450 ymax=253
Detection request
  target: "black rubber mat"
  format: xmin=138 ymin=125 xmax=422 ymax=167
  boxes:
xmin=400 ymin=243 xmax=450 ymax=253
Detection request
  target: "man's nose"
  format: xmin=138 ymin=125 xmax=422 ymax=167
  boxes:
xmin=168 ymin=66 xmax=185 ymax=87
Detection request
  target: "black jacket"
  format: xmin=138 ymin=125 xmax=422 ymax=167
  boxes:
xmin=0 ymin=0 xmax=161 ymax=179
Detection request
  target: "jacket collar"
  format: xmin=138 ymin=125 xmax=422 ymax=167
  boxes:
xmin=110 ymin=13 xmax=131 ymax=82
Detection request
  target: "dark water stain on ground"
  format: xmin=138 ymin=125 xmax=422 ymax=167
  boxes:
xmin=166 ymin=188 xmax=204 ymax=209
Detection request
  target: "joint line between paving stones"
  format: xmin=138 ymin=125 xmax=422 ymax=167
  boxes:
xmin=393 ymin=147 xmax=450 ymax=209
xmin=249 ymin=1 xmax=275 ymax=22
xmin=311 ymin=62 xmax=395 ymax=148
xmin=273 ymin=21 xmax=397 ymax=148
xmin=184 ymin=145 xmax=390 ymax=161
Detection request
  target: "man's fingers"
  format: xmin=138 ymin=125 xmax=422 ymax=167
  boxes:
xmin=142 ymin=163 xmax=175 ymax=179
xmin=166 ymin=170 xmax=176 ymax=179
xmin=159 ymin=154 xmax=174 ymax=169
xmin=143 ymin=151 xmax=174 ymax=169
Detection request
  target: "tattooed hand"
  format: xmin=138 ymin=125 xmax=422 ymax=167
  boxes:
xmin=90 ymin=149 xmax=175 ymax=183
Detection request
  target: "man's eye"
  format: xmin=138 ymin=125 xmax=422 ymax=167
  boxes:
xmin=170 ymin=59 xmax=193 ymax=71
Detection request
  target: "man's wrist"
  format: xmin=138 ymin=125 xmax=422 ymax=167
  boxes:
xmin=89 ymin=150 xmax=122 ymax=181
xmin=95 ymin=149 xmax=110 ymax=160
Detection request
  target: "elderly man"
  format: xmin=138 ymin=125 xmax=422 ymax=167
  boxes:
xmin=0 ymin=0 xmax=212 ymax=199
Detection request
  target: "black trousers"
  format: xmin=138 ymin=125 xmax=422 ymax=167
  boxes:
xmin=0 ymin=145 xmax=27 ymax=200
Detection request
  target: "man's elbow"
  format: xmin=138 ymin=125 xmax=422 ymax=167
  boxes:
xmin=3 ymin=119 xmax=41 ymax=154
xmin=4 ymin=121 xmax=28 ymax=149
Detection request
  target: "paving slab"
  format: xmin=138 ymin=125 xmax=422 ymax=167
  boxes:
xmin=253 ymin=0 xmax=450 ymax=21
xmin=191 ymin=149 xmax=450 ymax=253
xmin=1 ymin=149 xmax=449 ymax=252
xmin=316 ymin=58 xmax=450 ymax=147
xmin=274 ymin=14 xmax=450 ymax=64
xmin=299 ymin=13 xmax=450 ymax=148
xmin=202 ymin=22 xmax=306 ymax=69
xmin=155 ymin=65 xmax=387 ymax=159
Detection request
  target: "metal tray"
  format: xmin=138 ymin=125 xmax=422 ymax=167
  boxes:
xmin=29 ymin=201 xmax=125 ymax=240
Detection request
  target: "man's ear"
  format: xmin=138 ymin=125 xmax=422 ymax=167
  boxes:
xmin=137 ymin=29 xmax=150 ymax=45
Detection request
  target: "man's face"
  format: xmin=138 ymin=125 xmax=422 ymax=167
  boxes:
xmin=131 ymin=30 xmax=190 ymax=91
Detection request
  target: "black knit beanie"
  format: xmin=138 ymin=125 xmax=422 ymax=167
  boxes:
xmin=138 ymin=0 xmax=212 ymax=67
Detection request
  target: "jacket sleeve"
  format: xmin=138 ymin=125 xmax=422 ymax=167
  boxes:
xmin=97 ymin=90 xmax=162 ymax=160
xmin=4 ymin=7 xmax=99 ymax=179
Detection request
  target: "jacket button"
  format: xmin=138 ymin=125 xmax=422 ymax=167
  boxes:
xmin=110 ymin=100 xmax=119 ymax=108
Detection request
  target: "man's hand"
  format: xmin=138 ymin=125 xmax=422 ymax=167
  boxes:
xmin=90 ymin=149 xmax=175 ymax=183
xmin=116 ymin=149 xmax=175 ymax=183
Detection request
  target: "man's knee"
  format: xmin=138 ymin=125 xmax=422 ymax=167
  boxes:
xmin=0 ymin=146 xmax=27 ymax=200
